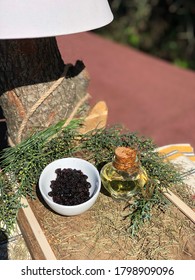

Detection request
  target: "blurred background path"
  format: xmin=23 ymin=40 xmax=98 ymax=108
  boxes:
xmin=57 ymin=32 xmax=195 ymax=148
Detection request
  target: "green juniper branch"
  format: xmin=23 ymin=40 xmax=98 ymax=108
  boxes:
xmin=0 ymin=120 xmax=184 ymax=235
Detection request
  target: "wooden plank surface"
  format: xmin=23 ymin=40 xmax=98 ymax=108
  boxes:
xmin=18 ymin=198 xmax=56 ymax=260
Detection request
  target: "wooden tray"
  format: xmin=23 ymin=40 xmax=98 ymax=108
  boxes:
xmin=16 ymin=102 xmax=195 ymax=260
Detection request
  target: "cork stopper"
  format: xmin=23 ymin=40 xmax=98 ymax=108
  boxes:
xmin=113 ymin=147 xmax=139 ymax=172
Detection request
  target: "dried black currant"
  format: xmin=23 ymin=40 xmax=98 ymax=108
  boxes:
xmin=48 ymin=168 xmax=91 ymax=206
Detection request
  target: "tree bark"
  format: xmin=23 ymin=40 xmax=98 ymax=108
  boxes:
xmin=0 ymin=37 xmax=90 ymax=145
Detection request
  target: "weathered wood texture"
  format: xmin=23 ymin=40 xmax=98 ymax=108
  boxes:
xmin=0 ymin=38 xmax=89 ymax=145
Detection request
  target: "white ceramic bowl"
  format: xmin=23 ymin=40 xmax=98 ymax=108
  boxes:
xmin=39 ymin=158 xmax=101 ymax=216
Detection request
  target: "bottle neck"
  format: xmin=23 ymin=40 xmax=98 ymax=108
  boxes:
xmin=113 ymin=154 xmax=140 ymax=175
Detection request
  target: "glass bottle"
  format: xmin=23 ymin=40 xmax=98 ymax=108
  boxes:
xmin=100 ymin=146 xmax=148 ymax=200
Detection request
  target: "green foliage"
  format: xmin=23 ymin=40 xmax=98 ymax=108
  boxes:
xmin=96 ymin=0 xmax=195 ymax=70
xmin=126 ymin=190 xmax=168 ymax=236
xmin=0 ymin=120 xmax=184 ymax=235
xmin=0 ymin=119 xmax=82 ymax=234
xmin=0 ymin=173 xmax=23 ymax=233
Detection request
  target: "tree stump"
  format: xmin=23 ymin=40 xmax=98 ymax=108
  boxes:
xmin=0 ymin=38 xmax=90 ymax=145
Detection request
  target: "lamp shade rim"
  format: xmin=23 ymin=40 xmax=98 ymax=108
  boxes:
xmin=0 ymin=0 xmax=113 ymax=39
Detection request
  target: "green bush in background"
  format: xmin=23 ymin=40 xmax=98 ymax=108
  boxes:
xmin=95 ymin=0 xmax=195 ymax=70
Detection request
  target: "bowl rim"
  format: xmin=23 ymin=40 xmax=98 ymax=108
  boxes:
xmin=38 ymin=157 xmax=101 ymax=209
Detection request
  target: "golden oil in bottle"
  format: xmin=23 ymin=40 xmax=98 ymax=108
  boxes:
xmin=100 ymin=147 xmax=148 ymax=200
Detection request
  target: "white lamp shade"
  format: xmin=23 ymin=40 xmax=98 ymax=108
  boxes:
xmin=0 ymin=0 xmax=113 ymax=39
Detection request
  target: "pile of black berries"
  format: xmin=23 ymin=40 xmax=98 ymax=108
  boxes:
xmin=48 ymin=168 xmax=91 ymax=206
